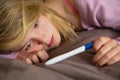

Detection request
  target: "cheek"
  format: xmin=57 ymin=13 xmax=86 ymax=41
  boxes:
xmin=37 ymin=22 xmax=50 ymax=33
xmin=28 ymin=43 xmax=45 ymax=53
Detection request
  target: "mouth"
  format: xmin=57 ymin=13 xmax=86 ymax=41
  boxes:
xmin=48 ymin=36 xmax=54 ymax=47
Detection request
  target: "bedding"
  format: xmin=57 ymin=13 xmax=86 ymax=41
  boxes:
xmin=0 ymin=28 xmax=120 ymax=80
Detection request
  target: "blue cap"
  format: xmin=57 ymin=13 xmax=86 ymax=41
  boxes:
xmin=85 ymin=42 xmax=93 ymax=50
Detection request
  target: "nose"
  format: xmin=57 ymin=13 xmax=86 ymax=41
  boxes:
xmin=32 ymin=29 xmax=45 ymax=44
xmin=31 ymin=30 xmax=48 ymax=47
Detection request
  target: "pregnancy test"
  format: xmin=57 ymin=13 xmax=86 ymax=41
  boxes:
xmin=45 ymin=42 xmax=93 ymax=65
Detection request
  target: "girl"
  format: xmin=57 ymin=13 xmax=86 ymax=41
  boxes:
xmin=0 ymin=0 xmax=120 ymax=66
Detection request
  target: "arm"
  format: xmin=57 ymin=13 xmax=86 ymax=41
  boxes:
xmin=0 ymin=50 xmax=49 ymax=64
xmin=75 ymin=0 xmax=120 ymax=30
xmin=75 ymin=0 xmax=120 ymax=66
xmin=16 ymin=50 xmax=49 ymax=64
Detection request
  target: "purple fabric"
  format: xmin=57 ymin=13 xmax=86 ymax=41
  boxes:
xmin=0 ymin=52 xmax=17 ymax=59
xmin=75 ymin=0 xmax=120 ymax=44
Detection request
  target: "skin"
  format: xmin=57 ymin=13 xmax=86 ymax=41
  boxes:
xmin=16 ymin=15 xmax=61 ymax=64
xmin=15 ymin=0 xmax=120 ymax=66
xmin=16 ymin=0 xmax=78 ymax=64
xmin=93 ymin=36 xmax=120 ymax=66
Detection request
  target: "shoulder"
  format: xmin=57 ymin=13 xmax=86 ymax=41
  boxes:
xmin=75 ymin=0 xmax=120 ymax=7
xmin=74 ymin=0 xmax=120 ymax=14
xmin=74 ymin=0 xmax=103 ymax=8
xmin=75 ymin=0 xmax=120 ymax=30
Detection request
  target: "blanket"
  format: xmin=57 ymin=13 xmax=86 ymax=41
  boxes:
xmin=0 ymin=28 xmax=120 ymax=80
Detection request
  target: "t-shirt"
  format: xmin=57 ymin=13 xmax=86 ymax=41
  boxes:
xmin=74 ymin=0 xmax=120 ymax=44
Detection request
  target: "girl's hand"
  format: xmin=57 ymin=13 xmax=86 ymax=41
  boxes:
xmin=93 ymin=36 xmax=120 ymax=66
xmin=15 ymin=50 xmax=49 ymax=64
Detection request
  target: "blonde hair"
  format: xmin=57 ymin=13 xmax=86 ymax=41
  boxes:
xmin=0 ymin=0 xmax=77 ymax=51
xmin=42 ymin=7 xmax=77 ymax=40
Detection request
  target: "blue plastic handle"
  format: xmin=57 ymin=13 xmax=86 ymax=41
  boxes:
xmin=85 ymin=42 xmax=93 ymax=50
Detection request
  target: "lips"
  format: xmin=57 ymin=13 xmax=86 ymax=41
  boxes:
xmin=48 ymin=36 xmax=54 ymax=47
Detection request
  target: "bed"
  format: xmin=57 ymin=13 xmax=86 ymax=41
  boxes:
xmin=0 ymin=28 xmax=120 ymax=80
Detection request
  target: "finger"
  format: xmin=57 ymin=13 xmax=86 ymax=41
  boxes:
xmin=15 ymin=51 xmax=26 ymax=60
xmin=26 ymin=58 xmax=33 ymax=64
xmin=107 ymin=52 xmax=120 ymax=65
xmin=93 ymin=36 xmax=110 ymax=51
xmin=92 ymin=39 xmax=116 ymax=64
xmin=31 ymin=55 xmax=39 ymax=64
xmin=16 ymin=53 xmax=28 ymax=63
xmin=37 ymin=50 xmax=49 ymax=62
xmin=95 ymin=46 xmax=120 ymax=66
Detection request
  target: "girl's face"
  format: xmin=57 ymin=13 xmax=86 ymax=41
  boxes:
xmin=14 ymin=15 xmax=61 ymax=53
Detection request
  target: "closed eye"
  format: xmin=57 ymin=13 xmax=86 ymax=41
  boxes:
xmin=24 ymin=41 xmax=31 ymax=51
